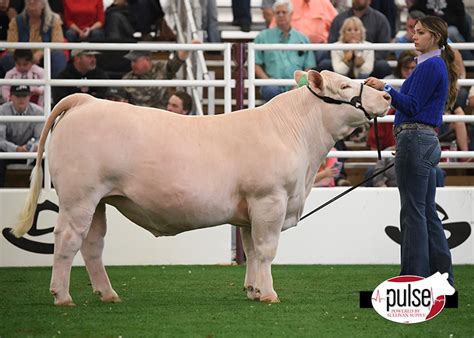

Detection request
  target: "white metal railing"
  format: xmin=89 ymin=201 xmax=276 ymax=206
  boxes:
xmin=0 ymin=42 xmax=233 ymax=189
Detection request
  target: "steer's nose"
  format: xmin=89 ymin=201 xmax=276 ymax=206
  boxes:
xmin=382 ymin=92 xmax=391 ymax=102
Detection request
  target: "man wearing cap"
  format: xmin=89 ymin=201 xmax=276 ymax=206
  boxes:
xmin=52 ymin=49 xmax=109 ymax=104
xmin=104 ymin=86 xmax=130 ymax=103
xmin=0 ymin=85 xmax=44 ymax=187
xmin=121 ymin=46 xmax=194 ymax=109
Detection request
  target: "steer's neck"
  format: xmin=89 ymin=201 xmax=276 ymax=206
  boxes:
xmin=266 ymin=87 xmax=337 ymax=168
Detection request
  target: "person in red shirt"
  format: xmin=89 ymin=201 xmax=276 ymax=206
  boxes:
xmin=63 ymin=0 xmax=105 ymax=42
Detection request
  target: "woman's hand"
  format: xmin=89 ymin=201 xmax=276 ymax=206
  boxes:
xmin=343 ymin=50 xmax=353 ymax=65
xmin=354 ymin=55 xmax=364 ymax=67
xmin=364 ymin=77 xmax=384 ymax=90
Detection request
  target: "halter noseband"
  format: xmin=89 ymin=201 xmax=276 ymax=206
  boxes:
xmin=305 ymin=82 xmax=372 ymax=120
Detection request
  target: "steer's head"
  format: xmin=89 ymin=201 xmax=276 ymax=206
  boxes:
xmin=294 ymin=70 xmax=391 ymax=127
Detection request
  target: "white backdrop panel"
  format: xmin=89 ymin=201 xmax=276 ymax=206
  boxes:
xmin=0 ymin=190 xmax=232 ymax=267
xmin=275 ymin=187 xmax=473 ymax=264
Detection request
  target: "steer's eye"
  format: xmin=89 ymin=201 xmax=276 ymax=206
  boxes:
xmin=341 ymin=84 xmax=351 ymax=90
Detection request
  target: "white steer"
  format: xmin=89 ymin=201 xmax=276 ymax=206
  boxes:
xmin=12 ymin=70 xmax=391 ymax=305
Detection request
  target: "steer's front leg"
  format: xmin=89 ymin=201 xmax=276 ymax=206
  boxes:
xmin=249 ymin=196 xmax=286 ymax=303
xmin=241 ymin=227 xmax=259 ymax=300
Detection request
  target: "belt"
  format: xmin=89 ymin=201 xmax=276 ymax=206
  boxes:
xmin=393 ymin=123 xmax=435 ymax=136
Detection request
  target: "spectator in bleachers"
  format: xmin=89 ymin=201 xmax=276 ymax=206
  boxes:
xmin=268 ymin=0 xmax=338 ymax=44
xmin=232 ymin=0 xmax=251 ymax=32
xmin=313 ymin=152 xmax=340 ymax=187
xmin=200 ymin=0 xmax=220 ymax=43
xmin=254 ymin=0 xmax=316 ymax=102
xmin=409 ymin=0 xmax=472 ymax=44
xmin=370 ymin=0 xmax=397 ymax=39
xmin=166 ymin=91 xmax=194 ymax=115
xmin=52 ymin=49 xmax=109 ymax=104
xmin=122 ymin=46 xmax=194 ymax=109
xmin=104 ymin=86 xmax=130 ymax=103
xmin=0 ymin=0 xmax=13 ymax=41
xmin=129 ymin=0 xmax=167 ymax=41
xmin=104 ymin=0 xmax=137 ymax=42
xmin=331 ymin=16 xmax=374 ymax=79
xmin=0 ymin=85 xmax=43 ymax=187
xmin=63 ymin=0 xmax=105 ymax=42
xmin=393 ymin=10 xmax=425 ymax=58
xmin=261 ymin=0 xmax=275 ymax=27
xmin=2 ymin=0 xmax=66 ymax=78
xmin=321 ymin=0 xmax=392 ymax=78
xmin=2 ymin=49 xmax=44 ymax=106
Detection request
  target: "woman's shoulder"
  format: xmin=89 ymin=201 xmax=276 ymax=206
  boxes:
xmin=416 ymin=57 xmax=446 ymax=73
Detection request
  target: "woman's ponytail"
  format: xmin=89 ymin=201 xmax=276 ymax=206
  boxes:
xmin=442 ymin=44 xmax=459 ymax=109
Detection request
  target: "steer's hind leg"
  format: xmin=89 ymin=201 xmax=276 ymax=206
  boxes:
xmin=241 ymin=227 xmax=259 ymax=300
xmin=50 ymin=204 xmax=95 ymax=306
xmin=81 ymin=203 xmax=121 ymax=303
xmin=249 ymin=196 xmax=286 ymax=304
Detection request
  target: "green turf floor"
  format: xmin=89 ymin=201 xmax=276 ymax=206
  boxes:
xmin=0 ymin=265 xmax=472 ymax=337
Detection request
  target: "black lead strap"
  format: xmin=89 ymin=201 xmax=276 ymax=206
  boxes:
xmin=300 ymin=162 xmax=394 ymax=221
xmin=373 ymin=117 xmax=382 ymax=160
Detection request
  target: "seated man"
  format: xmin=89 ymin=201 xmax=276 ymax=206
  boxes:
xmin=166 ymin=91 xmax=194 ymax=115
xmin=0 ymin=85 xmax=43 ymax=187
xmin=53 ymin=49 xmax=109 ymax=105
xmin=254 ymin=0 xmax=315 ymax=102
xmin=122 ymin=46 xmax=194 ymax=109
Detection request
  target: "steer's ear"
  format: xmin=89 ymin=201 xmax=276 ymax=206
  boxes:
xmin=307 ymin=70 xmax=324 ymax=93
xmin=294 ymin=70 xmax=308 ymax=87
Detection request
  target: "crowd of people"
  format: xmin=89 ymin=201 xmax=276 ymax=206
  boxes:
xmin=0 ymin=0 xmax=473 ymax=188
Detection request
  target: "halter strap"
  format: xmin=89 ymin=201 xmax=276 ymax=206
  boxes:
xmin=305 ymin=83 xmax=372 ymax=120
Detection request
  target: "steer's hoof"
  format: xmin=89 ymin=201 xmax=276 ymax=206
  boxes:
xmin=102 ymin=295 xmax=122 ymax=303
xmin=260 ymin=294 xmax=280 ymax=304
xmin=243 ymin=286 xmax=260 ymax=301
xmin=54 ymin=299 xmax=76 ymax=306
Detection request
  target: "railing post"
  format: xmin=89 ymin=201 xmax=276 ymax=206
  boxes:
xmin=232 ymin=42 xmax=247 ymax=265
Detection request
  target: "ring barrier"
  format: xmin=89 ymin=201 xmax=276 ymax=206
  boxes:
xmin=1 ymin=42 xmax=474 ymax=189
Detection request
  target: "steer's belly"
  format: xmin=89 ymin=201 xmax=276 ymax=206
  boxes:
xmin=103 ymin=194 xmax=237 ymax=237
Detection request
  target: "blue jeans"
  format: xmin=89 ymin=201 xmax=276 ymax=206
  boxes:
xmin=395 ymin=128 xmax=454 ymax=285
xmin=65 ymin=28 xmax=105 ymax=42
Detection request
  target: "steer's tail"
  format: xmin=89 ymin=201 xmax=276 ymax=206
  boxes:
xmin=11 ymin=94 xmax=92 ymax=238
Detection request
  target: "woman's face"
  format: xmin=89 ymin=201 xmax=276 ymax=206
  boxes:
xmin=400 ymin=60 xmax=416 ymax=79
xmin=413 ymin=22 xmax=438 ymax=54
xmin=343 ymin=22 xmax=362 ymax=43
xmin=26 ymin=0 xmax=44 ymax=17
